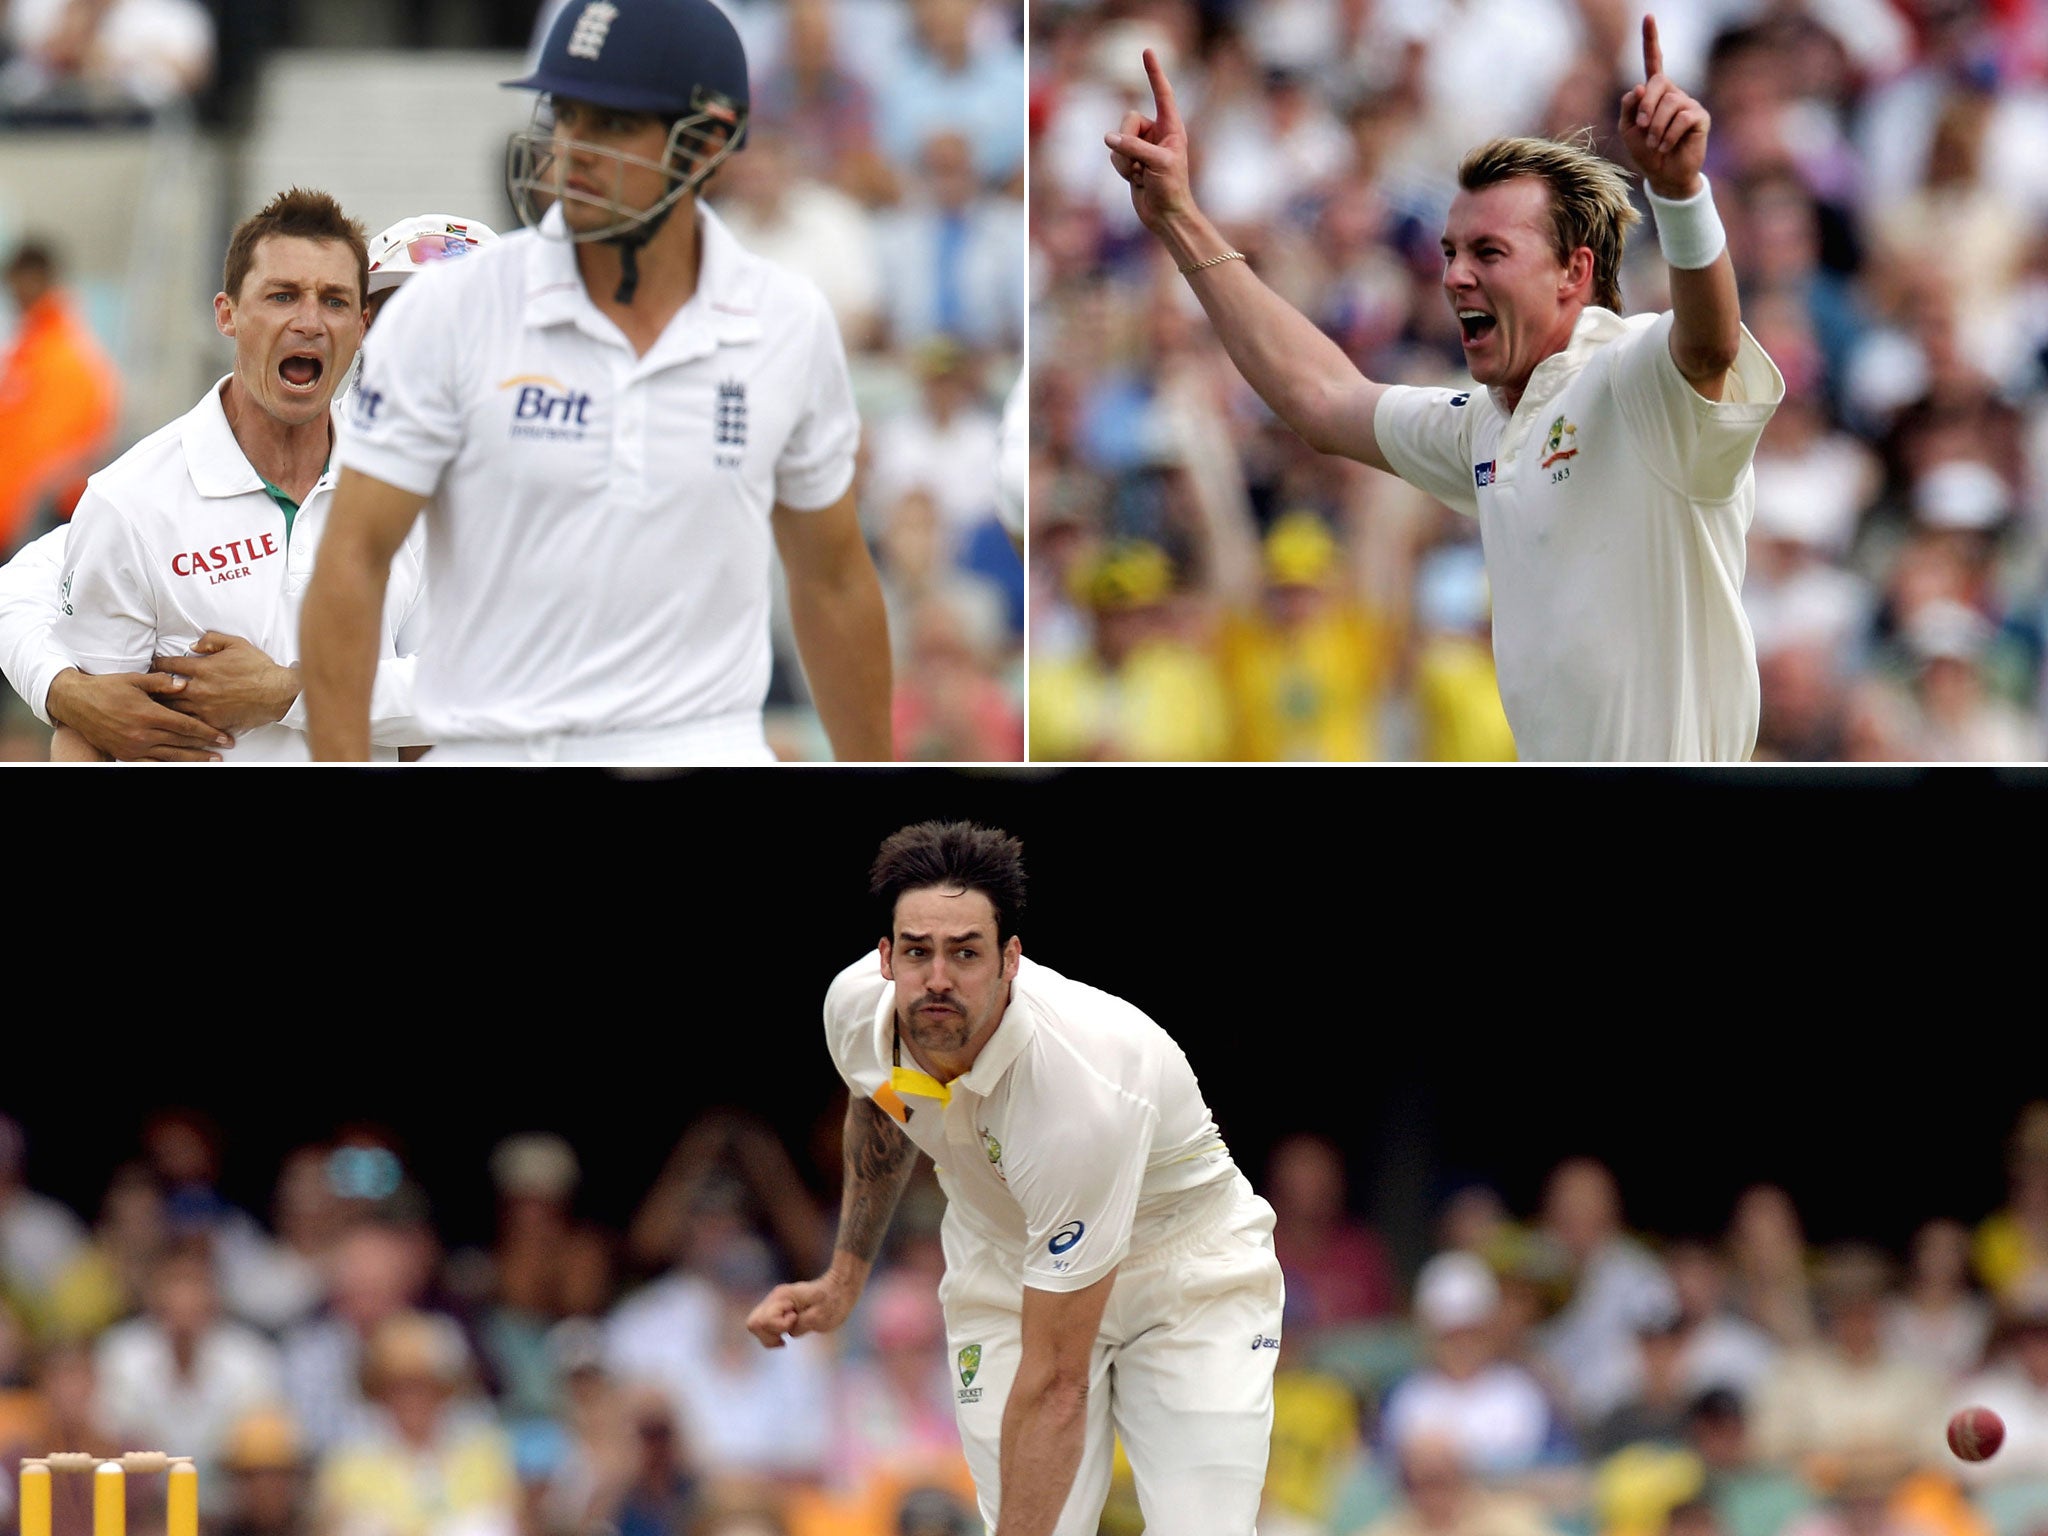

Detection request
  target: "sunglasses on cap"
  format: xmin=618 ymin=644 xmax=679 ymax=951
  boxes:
xmin=399 ymin=233 xmax=478 ymax=265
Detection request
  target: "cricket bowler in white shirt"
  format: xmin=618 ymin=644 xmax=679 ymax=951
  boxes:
xmin=0 ymin=207 xmax=498 ymax=761
xmin=746 ymin=822 xmax=1285 ymax=1536
xmin=32 ymin=191 xmax=460 ymax=762
xmin=1106 ymin=15 xmax=1785 ymax=762
xmin=300 ymin=0 xmax=893 ymax=765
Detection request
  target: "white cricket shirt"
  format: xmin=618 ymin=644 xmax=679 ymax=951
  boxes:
xmin=1374 ymin=307 xmax=1784 ymax=761
xmin=49 ymin=381 xmax=428 ymax=761
xmin=822 ymin=951 xmax=1237 ymax=1293
xmin=338 ymin=202 xmax=862 ymax=743
xmin=0 ymin=527 xmax=68 ymax=723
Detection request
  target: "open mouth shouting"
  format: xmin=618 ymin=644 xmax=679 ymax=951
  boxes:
xmin=1457 ymin=309 xmax=1498 ymax=350
xmin=277 ymin=352 xmax=325 ymax=395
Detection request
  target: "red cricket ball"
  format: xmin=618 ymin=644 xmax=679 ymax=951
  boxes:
xmin=1948 ymin=1405 xmax=2006 ymax=1462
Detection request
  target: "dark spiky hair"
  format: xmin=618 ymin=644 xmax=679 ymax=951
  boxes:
xmin=870 ymin=821 xmax=1026 ymax=946
xmin=222 ymin=186 xmax=367 ymax=307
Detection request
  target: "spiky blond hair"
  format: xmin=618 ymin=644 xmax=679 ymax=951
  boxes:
xmin=1458 ymin=132 xmax=1639 ymax=312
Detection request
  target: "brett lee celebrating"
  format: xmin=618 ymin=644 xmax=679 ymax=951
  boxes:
xmin=1106 ymin=14 xmax=1784 ymax=762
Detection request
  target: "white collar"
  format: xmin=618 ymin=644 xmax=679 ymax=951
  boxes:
xmin=867 ymin=953 xmax=1039 ymax=1105
xmin=1488 ymin=305 xmax=1632 ymax=420
xmin=954 ymin=963 xmax=1037 ymax=1097
xmin=179 ymin=377 xmax=341 ymax=500
xmin=522 ymin=200 xmax=766 ymax=359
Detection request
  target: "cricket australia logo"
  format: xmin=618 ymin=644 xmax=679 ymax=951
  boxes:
xmin=957 ymin=1343 xmax=983 ymax=1403
xmin=567 ymin=2 xmax=619 ymax=60
xmin=981 ymin=1128 xmax=1006 ymax=1182
xmin=1541 ymin=414 xmax=1579 ymax=469
xmin=714 ymin=379 xmax=747 ymax=468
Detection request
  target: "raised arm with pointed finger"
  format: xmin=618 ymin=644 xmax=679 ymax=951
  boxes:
xmin=1107 ymin=19 xmax=1781 ymax=764
xmin=1105 ymin=49 xmax=1398 ymax=472
xmin=1620 ymin=13 xmax=1742 ymax=397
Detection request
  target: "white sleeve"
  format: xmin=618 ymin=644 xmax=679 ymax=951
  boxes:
xmin=279 ymin=656 xmax=422 ymax=746
xmin=365 ymin=659 xmax=422 ymax=747
xmin=773 ymin=287 xmax=862 ymax=512
xmin=1373 ymin=385 xmax=1483 ymax=516
xmin=370 ymin=535 xmax=430 ymax=746
xmin=1607 ymin=310 xmax=1785 ymax=502
xmin=50 ymin=487 xmax=160 ymax=675
xmin=821 ymin=952 xmax=889 ymax=1097
xmin=335 ymin=264 xmax=467 ymax=498
xmin=1005 ymin=1051 xmax=1155 ymax=1293
xmin=283 ymin=532 xmax=429 ymax=746
xmin=0 ymin=527 xmax=75 ymax=724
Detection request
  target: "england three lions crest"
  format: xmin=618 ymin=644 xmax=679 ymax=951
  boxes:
xmin=714 ymin=379 xmax=747 ymax=468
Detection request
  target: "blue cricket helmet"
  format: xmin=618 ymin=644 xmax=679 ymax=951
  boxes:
xmin=505 ymin=0 xmax=750 ymax=123
xmin=502 ymin=0 xmax=750 ymax=267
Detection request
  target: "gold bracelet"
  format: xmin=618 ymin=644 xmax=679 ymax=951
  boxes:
xmin=1178 ymin=250 xmax=1247 ymax=276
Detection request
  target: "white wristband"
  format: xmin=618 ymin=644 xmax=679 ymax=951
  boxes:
xmin=1645 ymin=175 xmax=1726 ymax=270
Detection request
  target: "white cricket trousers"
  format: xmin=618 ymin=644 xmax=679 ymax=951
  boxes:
xmin=939 ymin=1172 xmax=1285 ymax=1536
xmin=416 ymin=710 xmax=777 ymax=764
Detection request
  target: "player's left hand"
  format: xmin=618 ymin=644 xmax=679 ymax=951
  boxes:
xmin=1618 ymin=14 xmax=1708 ymax=198
xmin=151 ymin=632 xmax=300 ymax=734
xmin=746 ymin=1271 xmax=859 ymax=1348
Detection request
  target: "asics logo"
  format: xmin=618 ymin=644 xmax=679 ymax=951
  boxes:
xmin=1049 ymin=1221 xmax=1085 ymax=1255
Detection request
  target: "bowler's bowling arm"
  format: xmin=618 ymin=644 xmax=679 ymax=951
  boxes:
xmin=301 ymin=466 xmax=426 ymax=761
xmin=831 ymin=1091 xmax=921 ymax=1286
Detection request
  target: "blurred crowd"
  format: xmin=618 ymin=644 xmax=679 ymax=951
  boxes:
xmin=0 ymin=1104 xmax=982 ymax=1536
xmin=1026 ymin=0 xmax=2048 ymax=761
xmin=1248 ymin=1099 xmax=2048 ymax=1536
xmin=5 ymin=1096 xmax=2047 ymax=1536
xmin=0 ymin=0 xmax=1026 ymax=763
xmin=0 ymin=0 xmax=217 ymax=122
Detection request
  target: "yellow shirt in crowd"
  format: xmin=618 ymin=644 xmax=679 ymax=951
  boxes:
xmin=315 ymin=1424 xmax=519 ymax=1536
xmin=1219 ymin=605 xmax=1391 ymax=762
xmin=1028 ymin=642 xmax=1232 ymax=761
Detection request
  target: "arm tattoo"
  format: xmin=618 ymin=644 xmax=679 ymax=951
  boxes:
xmin=838 ymin=1094 xmax=918 ymax=1264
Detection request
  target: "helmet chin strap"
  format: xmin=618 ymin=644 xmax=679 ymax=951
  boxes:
xmin=603 ymin=153 xmax=697 ymax=305
xmin=603 ymin=206 xmax=669 ymax=305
